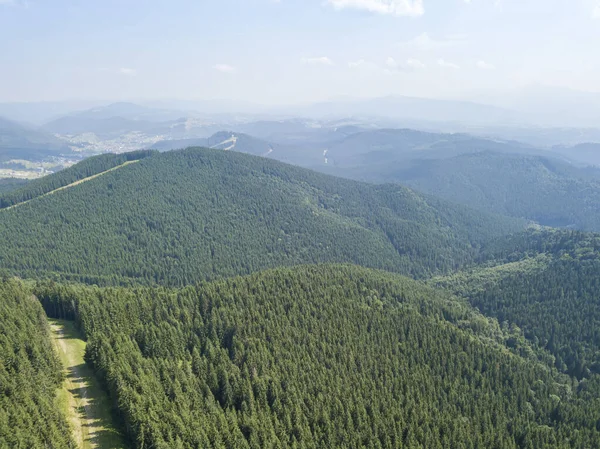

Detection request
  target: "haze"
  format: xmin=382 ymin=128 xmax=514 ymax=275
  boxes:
xmin=2 ymin=0 xmax=600 ymax=108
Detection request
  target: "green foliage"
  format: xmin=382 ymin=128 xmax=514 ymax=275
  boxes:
xmin=440 ymin=230 xmax=600 ymax=379
xmin=36 ymin=265 xmax=600 ymax=449
xmin=0 ymin=148 xmax=523 ymax=285
xmin=0 ymin=150 xmax=156 ymax=208
xmin=0 ymin=279 xmax=74 ymax=448
xmin=0 ymin=177 xmax=27 ymax=194
xmin=331 ymin=151 xmax=600 ymax=232
xmin=388 ymin=152 xmax=600 ymax=231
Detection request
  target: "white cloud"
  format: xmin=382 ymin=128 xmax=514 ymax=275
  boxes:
xmin=213 ymin=64 xmax=236 ymax=73
xmin=437 ymin=59 xmax=460 ymax=69
xmin=593 ymin=4 xmax=600 ymax=19
xmin=406 ymin=58 xmax=426 ymax=69
xmin=397 ymin=32 xmax=466 ymax=51
xmin=302 ymin=56 xmax=334 ymax=66
xmin=386 ymin=57 xmax=426 ymax=71
xmin=119 ymin=68 xmax=137 ymax=77
xmin=327 ymin=0 xmax=424 ymax=17
xmin=348 ymin=59 xmax=367 ymax=68
xmin=476 ymin=60 xmax=495 ymax=70
xmin=386 ymin=57 xmax=400 ymax=68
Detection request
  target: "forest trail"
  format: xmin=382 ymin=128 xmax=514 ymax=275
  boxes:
xmin=4 ymin=160 xmax=138 ymax=211
xmin=49 ymin=319 xmax=128 ymax=449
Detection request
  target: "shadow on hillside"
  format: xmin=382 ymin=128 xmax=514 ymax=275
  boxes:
xmin=48 ymin=318 xmax=130 ymax=447
xmin=52 ymin=321 xmax=83 ymax=340
xmin=65 ymin=359 xmax=130 ymax=448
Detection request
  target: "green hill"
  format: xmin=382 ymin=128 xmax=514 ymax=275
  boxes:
xmin=36 ymin=264 xmax=600 ymax=448
xmin=432 ymin=229 xmax=600 ymax=379
xmin=0 ymin=148 xmax=524 ymax=285
xmin=0 ymin=279 xmax=74 ymax=448
xmin=0 ymin=150 xmax=155 ymax=208
xmin=332 ymin=151 xmax=600 ymax=231
xmin=0 ymin=178 xmax=27 ymax=194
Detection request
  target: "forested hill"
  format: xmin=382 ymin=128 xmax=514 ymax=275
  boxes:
xmin=0 ymin=149 xmax=156 ymax=208
xmin=0 ymin=147 xmax=524 ymax=285
xmin=36 ymin=264 xmax=600 ymax=448
xmin=432 ymin=229 xmax=600 ymax=379
xmin=330 ymin=151 xmax=600 ymax=231
xmin=0 ymin=279 xmax=74 ymax=448
xmin=0 ymin=177 xmax=27 ymax=195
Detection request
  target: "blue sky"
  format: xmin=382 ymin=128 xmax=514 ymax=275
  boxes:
xmin=1 ymin=0 xmax=599 ymax=104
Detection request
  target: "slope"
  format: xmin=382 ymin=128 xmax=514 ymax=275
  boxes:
xmin=35 ymin=264 xmax=600 ymax=448
xmin=0 ymin=150 xmax=155 ymax=209
xmin=151 ymin=131 xmax=307 ymax=164
xmin=0 ymin=279 xmax=74 ymax=448
xmin=0 ymin=147 xmax=524 ymax=285
xmin=315 ymin=128 xmax=559 ymax=168
xmin=0 ymin=116 xmax=71 ymax=162
xmin=0 ymin=177 xmax=27 ymax=194
xmin=331 ymin=151 xmax=600 ymax=231
xmin=553 ymin=142 xmax=600 ymax=167
xmin=432 ymin=229 xmax=600 ymax=379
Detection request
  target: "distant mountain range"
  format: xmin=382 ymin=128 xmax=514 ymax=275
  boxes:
xmin=147 ymin=127 xmax=600 ymax=233
xmin=0 ymin=116 xmax=71 ymax=162
xmin=473 ymin=85 xmax=600 ymax=128
xmin=2 ymin=99 xmax=600 ymax=233
xmin=286 ymin=95 xmax=520 ymax=125
xmin=553 ymin=143 xmax=600 ymax=167
xmin=292 ymin=129 xmax=600 ymax=231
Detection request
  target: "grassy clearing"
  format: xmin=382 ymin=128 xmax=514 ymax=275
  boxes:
xmin=49 ymin=319 xmax=129 ymax=449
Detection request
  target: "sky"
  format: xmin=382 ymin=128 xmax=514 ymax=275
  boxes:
xmin=1 ymin=0 xmax=599 ymax=105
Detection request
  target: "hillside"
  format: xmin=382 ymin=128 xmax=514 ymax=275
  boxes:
xmin=42 ymin=102 xmax=187 ymax=139
xmin=151 ymin=131 xmax=315 ymax=165
xmin=36 ymin=264 xmax=600 ymax=448
xmin=0 ymin=116 xmax=71 ymax=162
xmin=0 ymin=279 xmax=74 ymax=448
xmin=314 ymin=128 xmax=559 ymax=168
xmin=396 ymin=153 xmax=600 ymax=230
xmin=43 ymin=115 xmax=167 ymax=139
xmin=0 ymin=148 xmax=523 ymax=285
xmin=151 ymin=132 xmax=276 ymax=156
xmin=0 ymin=178 xmax=28 ymax=194
xmin=553 ymin=143 xmax=600 ymax=167
xmin=328 ymin=151 xmax=600 ymax=231
xmin=432 ymin=229 xmax=600 ymax=379
xmin=62 ymin=102 xmax=185 ymax=122
xmin=0 ymin=150 xmax=155 ymax=209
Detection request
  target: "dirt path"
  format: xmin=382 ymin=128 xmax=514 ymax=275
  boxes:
xmin=49 ymin=319 xmax=128 ymax=449
xmin=4 ymin=160 xmax=138 ymax=211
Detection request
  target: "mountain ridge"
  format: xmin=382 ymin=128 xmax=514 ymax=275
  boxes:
xmin=0 ymin=147 xmax=525 ymax=285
